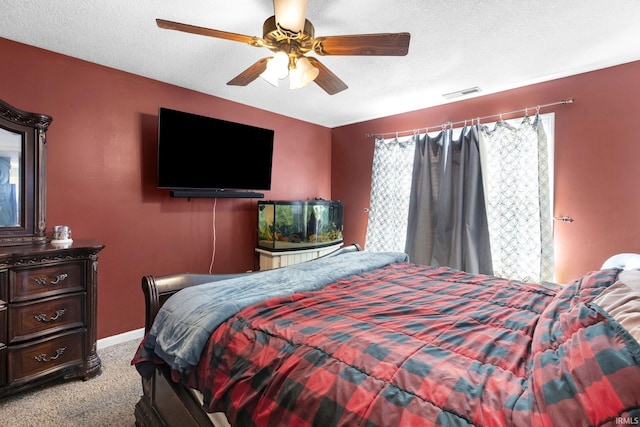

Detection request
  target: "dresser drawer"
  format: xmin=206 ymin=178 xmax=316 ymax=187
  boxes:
xmin=0 ymin=270 xmax=7 ymax=302
xmin=7 ymin=330 xmax=85 ymax=385
xmin=9 ymin=261 xmax=85 ymax=302
xmin=0 ymin=346 xmax=5 ymax=387
xmin=0 ymin=304 xmax=6 ymax=346
xmin=8 ymin=293 xmax=85 ymax=343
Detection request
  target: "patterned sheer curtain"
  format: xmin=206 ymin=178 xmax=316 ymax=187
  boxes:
xmin=365 ymin=135 xmax=416 ymax=252
xmin=479 ymin=113 xmax=554 ymax=282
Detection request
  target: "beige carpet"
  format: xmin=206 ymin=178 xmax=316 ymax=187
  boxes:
xmin=0 ymin=339 xmax=141 ymax=426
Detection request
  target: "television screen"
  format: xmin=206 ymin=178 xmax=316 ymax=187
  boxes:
xmin=157 ymin=107 xmax=274 ymax=194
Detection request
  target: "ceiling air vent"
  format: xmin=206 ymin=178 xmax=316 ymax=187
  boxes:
xmin=442 ymin=86 xmax=481 ymax=99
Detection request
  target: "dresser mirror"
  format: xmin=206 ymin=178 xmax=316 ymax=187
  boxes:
xmin=0 ymin=99 xmax=52 ymax=245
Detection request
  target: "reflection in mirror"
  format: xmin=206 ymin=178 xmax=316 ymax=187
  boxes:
xmin=0 ymin=127 xmax=21 ymax=227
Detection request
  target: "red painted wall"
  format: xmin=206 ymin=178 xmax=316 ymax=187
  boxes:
xmin=0 ymin=37 xmax=332 ymax=339
xmin=332 ymin=60 xmax=640 ymax=284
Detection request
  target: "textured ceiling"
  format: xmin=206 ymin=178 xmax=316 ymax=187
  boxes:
xmin=2 ymin=0 xmax=640 ymax=127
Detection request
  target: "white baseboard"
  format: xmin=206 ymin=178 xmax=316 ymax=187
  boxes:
xmin=97 ymin=328 xmax=145 ymax=350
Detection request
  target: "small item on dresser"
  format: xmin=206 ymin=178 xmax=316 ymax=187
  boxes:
xmin=51 ymin=225 xmax=73 ymax=243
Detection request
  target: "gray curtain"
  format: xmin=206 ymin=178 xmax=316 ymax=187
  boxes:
xmin=404 ymin=132 xmax=444 ymax=266
xmin=405 ymin=126 xmax=493 ymax=274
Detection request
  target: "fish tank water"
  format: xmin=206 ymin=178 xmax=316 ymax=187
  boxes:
xmin=258 ymin=200 xmax=344 ymax=251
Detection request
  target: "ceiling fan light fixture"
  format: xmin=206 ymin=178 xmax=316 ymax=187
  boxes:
xmin=260 ymin=51 xmax=289 ymax=86
xmin=289 ymin=56 xmax=319 ymax=89
xmin=158 ymin=0 xmax=408 ymax=95
xmin=273 ymin=0 xmax=308 ymax=34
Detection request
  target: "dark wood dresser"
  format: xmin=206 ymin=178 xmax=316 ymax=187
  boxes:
xmin=0 ymin=240 xmax=104 ymax=397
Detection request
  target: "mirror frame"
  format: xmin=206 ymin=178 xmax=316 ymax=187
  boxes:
xmin=0 ymin=99 xmax=52 ymax=245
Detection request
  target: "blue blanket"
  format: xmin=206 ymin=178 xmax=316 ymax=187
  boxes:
xmin=142 ymin=251 xmax=409 ymax=374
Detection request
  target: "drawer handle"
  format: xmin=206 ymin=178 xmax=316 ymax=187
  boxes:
xmin=34 ymin=309 xmax=66 ymax=323
xmin=34 ymin=273 xmax=69 ymax=286
xmin=34 ymin=347 xmax=66 ymax=363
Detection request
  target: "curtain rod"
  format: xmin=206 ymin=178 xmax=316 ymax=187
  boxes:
xmin=365 ymin=97 xmax=575 ymax=139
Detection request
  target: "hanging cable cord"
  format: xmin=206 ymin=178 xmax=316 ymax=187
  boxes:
xmin=365 ymin=97 xmax=574 ymax=139
xmin=208 ymin=198 xmax=217 ymax=274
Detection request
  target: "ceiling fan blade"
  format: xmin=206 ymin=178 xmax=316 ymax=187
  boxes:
xmin=227 ymin=58 xmax=271 ymax=86
xmin=313 ymin=33 xmax=410 ymax=56
xmin=307 ymin=57 xmax=348 ymax=95
xmin=156 ymin=19 xmax=265 ymax=47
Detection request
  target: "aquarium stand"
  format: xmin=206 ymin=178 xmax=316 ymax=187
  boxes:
xmin=255 ymin=244 xmax=343 ymax=270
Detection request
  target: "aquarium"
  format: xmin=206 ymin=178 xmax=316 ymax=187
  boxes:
xmin=258 ymin=199 xmax=344 ymax=251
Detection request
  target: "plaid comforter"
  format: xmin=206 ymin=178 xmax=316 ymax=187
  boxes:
xmin=143 ymin=263 xmax=640 ymax=426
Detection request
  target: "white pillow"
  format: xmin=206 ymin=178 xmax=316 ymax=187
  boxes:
xmin=601 ymin=253 xmax=640 ymax=270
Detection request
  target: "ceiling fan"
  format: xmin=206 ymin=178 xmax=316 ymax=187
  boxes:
xmin=156 ymin=0 xmax=410 ymax=95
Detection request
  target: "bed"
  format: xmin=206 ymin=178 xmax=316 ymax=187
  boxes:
xmin=132 ymin=246 xmax=640 ymax=426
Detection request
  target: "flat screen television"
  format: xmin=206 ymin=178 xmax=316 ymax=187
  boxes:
xmin=157 ymin=107 xmax=274 ymax=198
